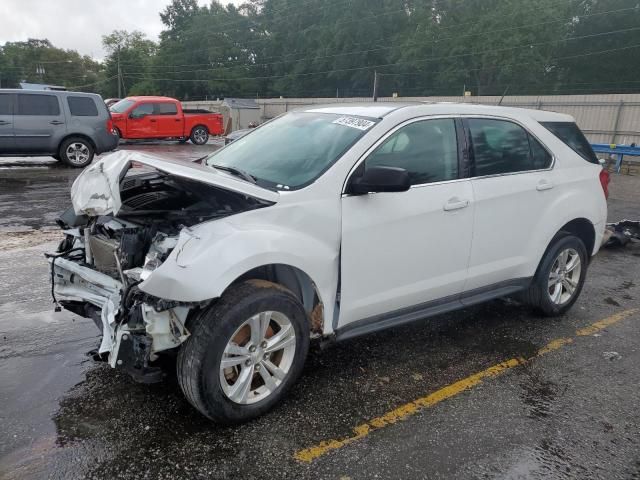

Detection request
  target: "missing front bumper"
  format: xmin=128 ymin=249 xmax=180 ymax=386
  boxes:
xmin=49 ymin=256 xmax=191 ymax=378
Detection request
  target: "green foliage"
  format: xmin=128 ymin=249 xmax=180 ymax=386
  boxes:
xmin=101 ymin=30 xmax=158 ymax=97
xmin=2 ymin=0 xmax=640 ymax=98
xmin=0 ymin=39 xmax=102 ymax=91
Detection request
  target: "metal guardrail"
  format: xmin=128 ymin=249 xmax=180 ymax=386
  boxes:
xmin=592 ymin=143 xmax=640 ymax=173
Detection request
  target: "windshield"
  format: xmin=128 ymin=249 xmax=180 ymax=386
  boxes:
xmin=109 ymin=99 xmax=135 ymax=113
xmin=205 ymin=112 xmax=376 ymax=190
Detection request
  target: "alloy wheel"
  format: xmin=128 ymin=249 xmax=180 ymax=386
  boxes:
xmin=548 ymin=248 xmax=581 ymax=305
xmin=219 ymin=311 xmax=296 ymax=405
xmin=193 ymin=128 xmax=208 ymax=144
xmin=66 ymin=142 xmax=90 ymax=165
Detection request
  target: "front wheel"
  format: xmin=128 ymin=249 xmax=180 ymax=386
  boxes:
xmin=177 ymin=281 xmax=310 ymax=423
xmin=59 ymin=137 xmax=94 ymax=168
xmin=523 ymin=234 xmax=588 ymax=316
xmin=189 ymin=126 xmax=209 ymax=145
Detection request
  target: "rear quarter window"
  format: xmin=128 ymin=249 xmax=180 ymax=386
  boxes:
xmin=16 ymin=94 xmax=60 ymax=116
xmin=541 ymin=122 xmax=599 ymax=164
xmin=68 ymin=96 xmax=99 ymax=116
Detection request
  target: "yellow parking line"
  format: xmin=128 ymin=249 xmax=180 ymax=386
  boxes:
xmin=576 ymin=308 xmax=637 ymax=336
xmin=294 ymin=309 xmax=637 ymax=463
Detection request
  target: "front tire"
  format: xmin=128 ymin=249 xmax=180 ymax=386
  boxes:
xmin=59 ymin=137 xmax=94 ymax=168
xmin=189 ymin=125 xmax=209 ymax=145
xmin=177 ymin=281 xmax=310 ymax=423
xmin=523 ymin=234 xmax=588 ymax=316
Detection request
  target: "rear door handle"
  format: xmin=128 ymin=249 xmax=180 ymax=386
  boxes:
xmin=49 ymin=120 xmax=64 ymax=125
xmin=175 ymin=119 xmax=181 ymax=122
xmin=536 ymin=180 xmax=554 ymax=191
xmin=0 ymin=121 xmax=11 ymax=125
xmin=443 ymin=198 xmax=470 ymax=211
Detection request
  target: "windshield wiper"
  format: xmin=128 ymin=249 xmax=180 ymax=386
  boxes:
xmin=211 ymin=164 xmax=257 ymax=184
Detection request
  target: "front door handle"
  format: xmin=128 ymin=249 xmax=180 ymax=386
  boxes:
xmin=149 ymin=119 xmax=157 ymax=123
xmin=536 ymin=180 xmax=554 ymax=191
xmin=0 ymin=120 xmax=11 ymax=126
xmin=443 ymin=198 xmax=470 ymax=211
xmin=50 ymin=120 xmax=64 ymax=125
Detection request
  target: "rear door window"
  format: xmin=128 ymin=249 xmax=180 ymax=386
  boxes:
xmin=67 ymin=96 xmax=99 ymax=116
xmin=0 ymin=94 xmax=12 ymax=115
xmin=540 ymin=121 xmax=599 ymax=164
xmin=155 ymin=102 xmax=178 ymax=115
xmin=16 ymin=94 xmax=60 ymax=116
xmin=467 ymin=118 xmax=551 ymax=176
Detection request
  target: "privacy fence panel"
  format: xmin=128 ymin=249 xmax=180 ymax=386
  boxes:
xmin=185 ymin=94 xmax=640 ymax=145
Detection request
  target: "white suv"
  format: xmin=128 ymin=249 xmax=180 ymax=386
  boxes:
xmin=49 ymin=103 xmax=608 ymax=422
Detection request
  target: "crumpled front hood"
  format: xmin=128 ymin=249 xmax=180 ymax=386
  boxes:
xmin=71 ymin=150 xmax=279 ymax=216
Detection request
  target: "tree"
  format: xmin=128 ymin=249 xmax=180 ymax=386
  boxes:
xmin=0 ymin=39 xmax=102 ymax=91
xmin=101 ymin=30 xmax=158 ymax=97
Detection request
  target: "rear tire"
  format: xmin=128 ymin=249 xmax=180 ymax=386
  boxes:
xmin=190 ymin=125 xmax=209 ymax=145
xmin=59 ymin=137 xmax=94 ymax=168
xmin=177 ymin=281 xmax=310 ymax=423
xmin=522 ymin=234 xmax=588 ymax=316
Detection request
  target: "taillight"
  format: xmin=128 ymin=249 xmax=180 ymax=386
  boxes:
xmin=599 ymin=168 xmax=610 ymax=199
xmin=106 ymin=118 xmax=114 ymax=134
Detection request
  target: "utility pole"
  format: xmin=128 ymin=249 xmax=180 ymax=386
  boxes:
xmin=372 ymin=70 xmax=379 ymax=102
xmin=117 ymin=46 xmax=122 ymax=98
xmin=36 ymin=65 xmax=45 ymax=83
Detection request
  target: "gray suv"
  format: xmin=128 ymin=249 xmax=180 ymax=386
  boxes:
xmin=0 ymin=89 xmax=118 ymax=167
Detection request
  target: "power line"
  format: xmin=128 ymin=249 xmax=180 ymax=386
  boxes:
xmin=121 ymin=0 xmax=587 ymax=67
xmin=119 ymin=6 xmax=638 ymax=76
xmin=122 ymin=27 xmax=640 ymax=83
xmin=67 ymin=75 xmax=118 ymax=90
xmin=123 ymin=43 xmax=640 ymax=100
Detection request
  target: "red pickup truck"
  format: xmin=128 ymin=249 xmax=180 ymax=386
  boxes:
xmin=109 ymin=96 xmax=224 ymax=145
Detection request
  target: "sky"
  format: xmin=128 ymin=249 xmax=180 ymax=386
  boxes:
xmin=0 ymin=0 xmax=244 ymax=60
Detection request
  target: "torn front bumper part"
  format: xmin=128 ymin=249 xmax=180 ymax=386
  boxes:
xmin=49 ymin=256 xmax=190 ymax=380
xmin=602 ymin=220 xmax=640 ymax=248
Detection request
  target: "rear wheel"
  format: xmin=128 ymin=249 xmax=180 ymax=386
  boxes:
xmin=59 ymin=137 xmax=94 ymax=168
xmin=523 ymin=234 xmax=588 ymax=316
xmin=190 ymin=125 xmax=209 ymax=145
xmin=177 ymin=281 xmax=309 ymax=423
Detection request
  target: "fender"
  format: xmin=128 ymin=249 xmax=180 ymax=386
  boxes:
xmin=525 ymin=180 xmax=606 ymax=278
xmin=139 ymin=214 xmax=340 ymax=328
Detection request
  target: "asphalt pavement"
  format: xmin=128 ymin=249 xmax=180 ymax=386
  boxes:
xmin=1 ymin=146 xmax=639 ymax=480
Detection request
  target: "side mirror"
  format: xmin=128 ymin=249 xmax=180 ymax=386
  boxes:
xmin=349 ymin=166 xmax=411 ymax=195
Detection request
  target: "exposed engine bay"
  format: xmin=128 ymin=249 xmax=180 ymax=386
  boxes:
xmin=48 ymin=161 xmax=271 ymax=382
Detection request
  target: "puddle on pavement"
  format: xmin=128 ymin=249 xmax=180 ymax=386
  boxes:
xmin=618 ymin=280 xmax=635 ymax=290
xmin=604 ymin=297 xmax=621 ymax=306
xmin=519 ymin=366 xmax=562 ymax=419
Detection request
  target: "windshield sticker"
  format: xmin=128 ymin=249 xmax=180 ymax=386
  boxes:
xmin=332 ymin=116 xmax=376 ymax=131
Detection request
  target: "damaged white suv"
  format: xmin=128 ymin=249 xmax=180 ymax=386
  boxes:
xmin=48 ymin=103 xmax=608 ymax=422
